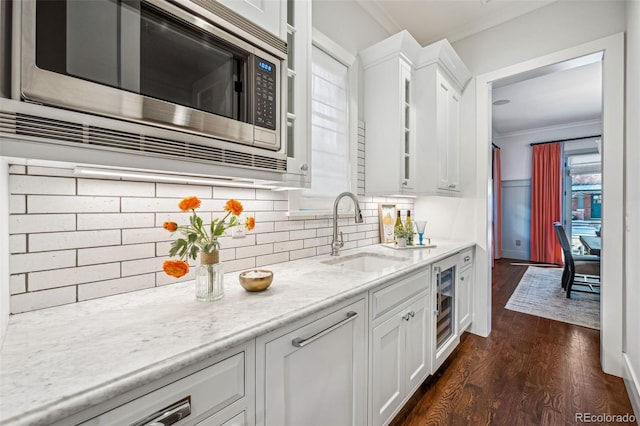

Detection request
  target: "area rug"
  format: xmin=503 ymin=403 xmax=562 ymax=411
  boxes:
xmin=505 ymin=266 xmax=600 ymax=330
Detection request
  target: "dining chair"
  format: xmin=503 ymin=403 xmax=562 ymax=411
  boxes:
xmin=552 ymin=222 xmax=601 ymax=298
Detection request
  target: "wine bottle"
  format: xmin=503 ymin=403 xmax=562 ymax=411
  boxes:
xmin=406 ymin=210 xmax=413 ymax=245
xmin=394 ymin=210 xmax=403 ymax=242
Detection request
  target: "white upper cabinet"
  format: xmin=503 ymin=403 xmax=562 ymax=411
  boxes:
xmin=217 ymin=0 xmax=285 ymax=39
xmin=361 ymin=33 xmax=471 ymax=196
xmin=360 ymin=31 xmax=421 ymax=196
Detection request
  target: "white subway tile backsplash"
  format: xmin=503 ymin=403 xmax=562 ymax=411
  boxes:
xmin=304 ymin=237 xmax=329 ymax=249
xmin=236 ymin=243 xmax=273 ymax=259
xmin=10 ymin=275 xmax=26 ymax=295
xmin=28 ymin=196 xmax=120 ymax=213
xmin=256 ymin=189 xmax=287 ymax=200
xmin=10 ymin=214 xmax=76 ymax=234
xmin=10 ymin=175 xmax=75 ymax=195
xmin=78 ymin=274 xmax=155 ymax=301
xmin=78 ymin=179 xmax=155 ymax=197
xmin=11 ymin=250 xmax=76 ymax=274
xmin=121 ymin=197 xmax=183 ymax=213
xmin=273 ymin=240 xmax=303 ymax=253
xmin=25 ymin=166 xmax=75 ymax=177
xmin=11 ymin=287 xmax=77 ymax=314
xmin=238 ymin=200 xmax=274 ymax=212
xmin=78 ymin=213 xmax=154 ymax=230
xmin=273 ymin=201 xmax=289 ymax=211
xmin=256 ymin=231 xmax=290 ymax=244
xmin=155 ymin=183 xmax=211 ymax=198
xmin=122 ymin=227 xmax=172 ymax=245
xmin=289 ymin=229 xmax=316 ymax=240
xmin=29 ymin=230 xmax=121 ymax=252
xmin=10 ymin=195 xmax=26 ymax=214
xmin=78 ymin=243 xmax=155 ymax=266
xmin=121 ymin=257 xmax=163 ymax=277
xmin=222 ymin=257 xmax=256 ymax=273
xmin=255 ymin=211 xmax=288 ymax=222
xmin=275 ymin=220 xmax=305 ymax=232
xmin=289 ymin=247 xmax=317 ymax=261
xmin=256 ymin=252 xmax=289 ymax=267
xmin=10 ymin=235 xmax=26 ymax=254
xmin=212 ymin=187 xmax=255 ymax=200
xmin=7 ymin=154 xmax=412 ymax=313
xmin=29 ymin=263 xmax=121 ymax=291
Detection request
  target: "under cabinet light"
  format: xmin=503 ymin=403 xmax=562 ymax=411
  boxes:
xmin=73 ymin=167 xmax=278 ymax=189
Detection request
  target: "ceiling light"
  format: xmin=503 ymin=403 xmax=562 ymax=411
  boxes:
xmin=492 ymin=99 xmax=510 ymax=106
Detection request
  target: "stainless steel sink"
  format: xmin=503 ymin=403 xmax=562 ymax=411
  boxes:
xmin=321 ymin=252 xmax=409 ymax=272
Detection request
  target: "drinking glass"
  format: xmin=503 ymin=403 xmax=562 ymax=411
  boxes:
xmin=414 ymin=221 xmax=427 ymax=245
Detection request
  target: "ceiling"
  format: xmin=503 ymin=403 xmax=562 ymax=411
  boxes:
xmin=358 ymin=0 xmax=603 ymax=137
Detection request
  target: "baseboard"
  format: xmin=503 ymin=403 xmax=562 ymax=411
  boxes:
xmin=623 ymin=353 xmax=640 ymax=420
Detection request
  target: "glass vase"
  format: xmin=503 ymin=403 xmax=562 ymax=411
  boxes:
xmin=195 ymin=251 xmax=224 ymax=301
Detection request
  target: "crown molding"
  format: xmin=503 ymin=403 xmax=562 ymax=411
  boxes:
xmin=355 ymin=0 xmax=401 ymax=36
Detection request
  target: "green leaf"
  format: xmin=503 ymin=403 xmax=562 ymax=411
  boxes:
xmin=189 ymin=245 xmax=199 ymax=260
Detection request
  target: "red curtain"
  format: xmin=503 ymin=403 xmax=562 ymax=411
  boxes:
xmin=530 ymin=142 xmax=563 ymax=265
xmin=492 ymin=147 xmax=502 ymax=266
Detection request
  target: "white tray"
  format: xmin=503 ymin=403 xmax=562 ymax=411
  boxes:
xmin=382 ymin=243 xmax=437 ymax=250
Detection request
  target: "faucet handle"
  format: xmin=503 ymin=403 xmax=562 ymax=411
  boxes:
xmin=339 ymin=231 xmax=344 ymax=248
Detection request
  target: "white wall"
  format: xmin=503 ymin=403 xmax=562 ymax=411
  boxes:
xmin=0 ymin=159 xmax=9 ymax=346
xmin=624 ymin=0 xmax=640 ymax=417
xmin=453 ymin=0 xmax=627 ymax=76
xmin=452 ymin=0 xmax=627 ymax=375
xmin=496 ymin=121 xmax=602 ymax=181
xmin=312 ymin=1 xmax=389 ymax=57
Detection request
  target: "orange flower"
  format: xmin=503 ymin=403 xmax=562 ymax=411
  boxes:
xmin=245 ymin=216 xmax=255 ymax=231
xmin=163 ymin=259 xmax=190 ymax=278
xmin=224 ymin=199 xmax=243 ymax=216
xmin=163 ymin=221 xmax=178 ymax=232
xmin=178 ymin=196 xmax=201 ymax=212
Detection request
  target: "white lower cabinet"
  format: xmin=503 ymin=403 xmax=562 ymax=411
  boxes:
xmin=256 ymin=298 xmax=367 ymax=426
xmin=369 ymin=269 xmax=431 ymax=426
xmin=74 ymin=342 xmax=255 ymax=426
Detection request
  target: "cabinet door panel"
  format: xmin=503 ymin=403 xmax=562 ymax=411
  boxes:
xmin=264 ymin=300 xmax=366 ymax=426
xmin=371 ymin=313 xmax=404 ymax=425
xmin=458 ymin=266 xmax=473 ymax=331
xmin=404 ymin=295 xmax=430 ymax=394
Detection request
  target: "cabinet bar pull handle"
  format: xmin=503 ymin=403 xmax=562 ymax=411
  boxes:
xmin=292 ymin=311 xmax=358 ymax=348
xmin=130 ymin=396 xmax=191 ymax=426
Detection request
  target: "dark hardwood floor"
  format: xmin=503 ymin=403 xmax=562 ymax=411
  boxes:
xmin=392 ymin=258 xmax=635 ymax=426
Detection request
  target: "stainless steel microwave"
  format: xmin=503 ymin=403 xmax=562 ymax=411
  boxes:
xmin=18 ymin=0 xmax=285 ymax=151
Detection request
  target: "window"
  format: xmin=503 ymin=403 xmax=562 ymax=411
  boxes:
xmin=289 ymin=31 xmax=357 ymax=214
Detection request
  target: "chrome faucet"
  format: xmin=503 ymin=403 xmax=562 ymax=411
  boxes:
xmin=331 ymin=192 xmax=364 ymax=256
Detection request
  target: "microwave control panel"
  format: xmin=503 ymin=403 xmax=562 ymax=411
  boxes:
xmin=254 ymin=58 xmax=277 ymax=130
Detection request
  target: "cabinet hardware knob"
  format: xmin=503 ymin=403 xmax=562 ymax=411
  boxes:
xmin=300 ymin=163 xmax=309 ymax=171
xmin=409 ymin=311 xmax=415 ymax=317
xmin=402 ymin=313 xmax=411 ymax=321
xmin=402 ymin=180 xmax=408 ymax=186
xmin=460 ymin=277 xmax=464 ymax=281
xmin=464 ymin=256 xmax=471 ymax=262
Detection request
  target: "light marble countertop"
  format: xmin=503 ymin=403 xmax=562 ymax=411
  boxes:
xmin=0 ymin=240 xmax=474 ymax=426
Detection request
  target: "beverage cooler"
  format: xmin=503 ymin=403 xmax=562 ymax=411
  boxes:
xmin=432 ymin=255 xmax=460 ymax=372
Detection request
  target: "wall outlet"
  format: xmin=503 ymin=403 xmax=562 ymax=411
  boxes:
xmin=515 ymin=239 xmax=521 ymax=246
xmin=231 ymin=226 xmax=246 ymax=239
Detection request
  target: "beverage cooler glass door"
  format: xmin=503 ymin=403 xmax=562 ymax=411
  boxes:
xmin=435 ymin=265 xmax=455 ymax=350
